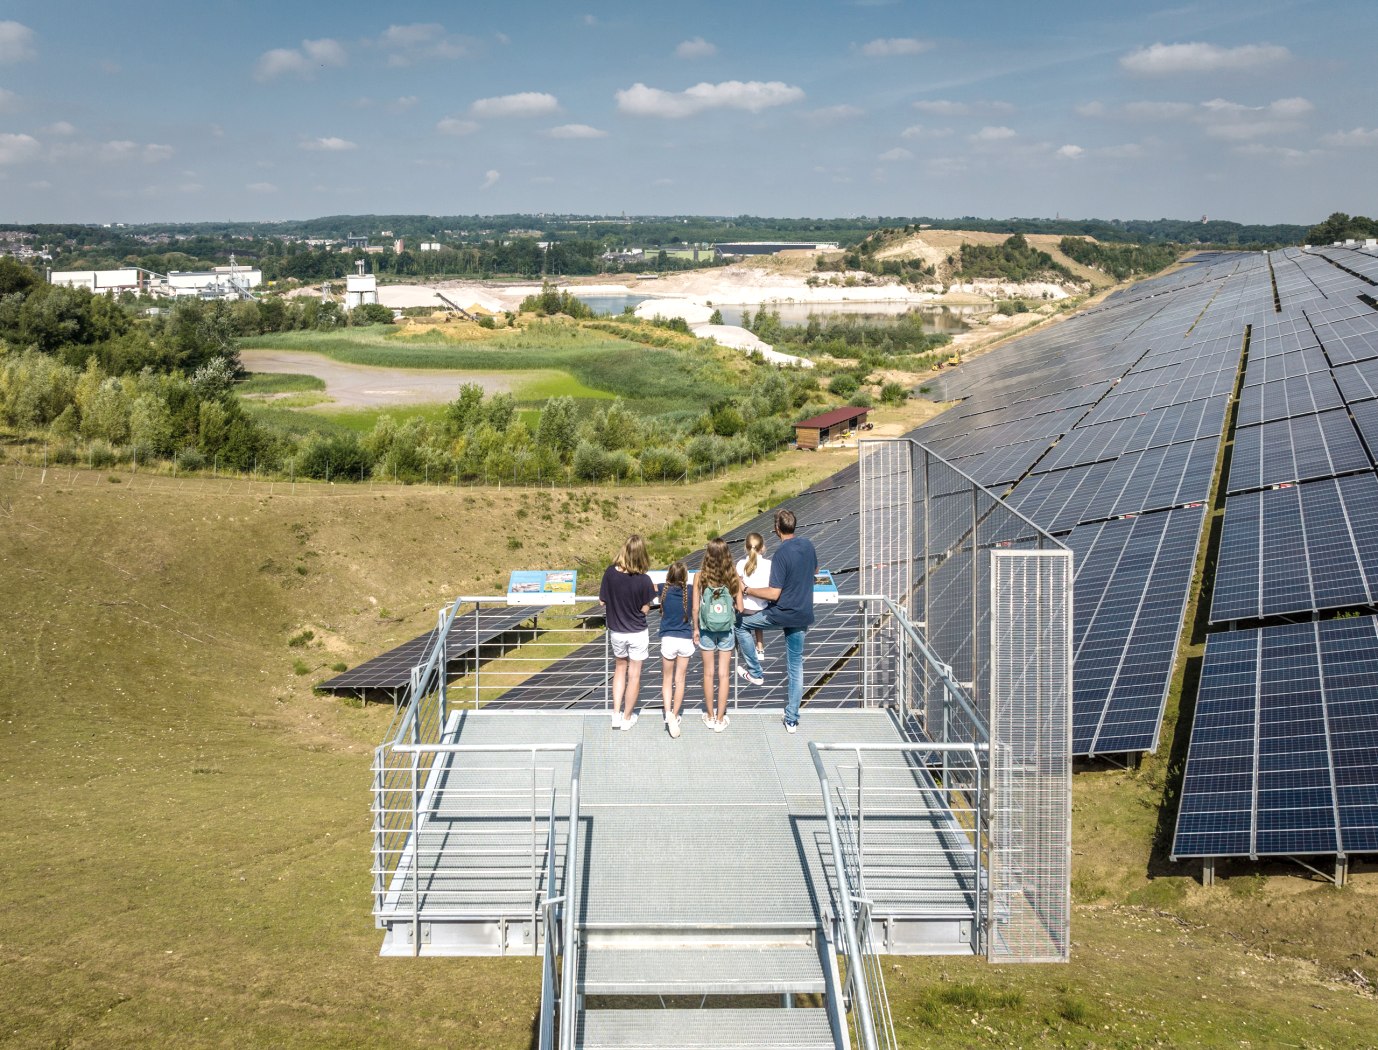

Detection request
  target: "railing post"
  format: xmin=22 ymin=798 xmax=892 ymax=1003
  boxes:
xmin=603 ymin=630 xmax=611 ymax=714
xmin=474 ymin=605 xmax=481 ymax=709
xmin=530 ymin=748 xmax=538 ymax=947
xmin=437 ymin=609 xmax=448 ymax=734
xmin=976 ymin=756 xmax=985 ymax=958
xmin=410 ymin=746 xmax=421 ymax=957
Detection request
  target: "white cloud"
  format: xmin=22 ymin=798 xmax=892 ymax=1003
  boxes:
xmin=44 ymin=120 xmax=75 ymax=135
xmin=859 ymin=37 xmax=933 ymax=57
xmin=1075 ymin=101 xmax=1106 ymax=117
xmin=1198 ymin=96 xmax=1312 ymax=140
xmin=676 ymin=37 xmax=717 ymax=59
xmin=471 ymin=92 xmax=560 ymax=118
xmin=547 ymin=123 xmax=607 ymax=139
xmin=247 ymin=181 xmax=278 ymax=193
xmin=1100 ymin=142 xmax=1146 ymax=159
xmin=1233 ymin=143 xmax=1323 ymax=166
xmin=27 ymin=179 xmax=49 ymax=190
xmin=912 ymin=98 xmax=1012 ymax=117
xmin=1123 ymin=101 xmax=1195 ymax=120
xmin=1321 ymin=127 xmax=1378 ymax=148
xmin=0 ymin=87 xmax=17 ymax=112
xmin=376 ymin=23 xmax=472 ymax=65
xmin=1120 ymin=41 xmax=1290 ymax=76
xmin=807 ymin=104 xmax=863 ymax=124
xmin=436 ymin=117 xmax=479 ymax=136
xmin=530 ymin=175 xmax=555 ymax=184
xmin=913 ymin=99 xmax=969 ymax=116
xmin=1056 ymin=144 xmax=1085 ymax=159
xmin=583 ymin=14 xmax=597 ymax=26
xmin=98 ymin=140 xmax=137 ymax=161
xmin=254 ymin=38 xmax=346 ymax=81
xmin=616 ymin=80 xmax=804 ymax=118
xmin=301 ymin=136 xmax=358 ymax=151
xmin=0 ymin=21 xmax=37 ymax=64
xmin=480 ymin=169 xmax=500 ymax=190
xmin=878 ymin=147 xmax=913 ymax=162
xmin=972 ymin=125 xmax=1016 ymax=141
xmin=0 ymin=132 xmax=39 ymax=164
xmin=900 ymin=123 xmax=952 ymax=139
xmin=143 ymin=143 xmax=175 ymax=163
xmin=392 ymin=96 xmax=419 ymax=110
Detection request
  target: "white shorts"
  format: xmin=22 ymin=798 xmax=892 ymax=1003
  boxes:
xmin=660 ymin=636 xmax=695 ymax=660
xmin=610 ymin=629 xmax=650 ymax=661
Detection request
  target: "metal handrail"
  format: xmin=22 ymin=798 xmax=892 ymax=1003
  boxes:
xmin=559 ymin=744 xmax=584 ymax=1050
xmin=538 ymin=783 xmax=561 ymax=1050
xmin=811 ymin=740 xmax=989 ymax=1049
xmin=809 ymin=741 xmax=880 ymax=1050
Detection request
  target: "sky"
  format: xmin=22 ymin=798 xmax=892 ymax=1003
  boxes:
xmin=0 ymin=0 xmax=1374 ymax=225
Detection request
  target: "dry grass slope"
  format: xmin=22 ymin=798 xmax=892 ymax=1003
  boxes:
xmin=1 ymin=457 xmax=1375 ymax=1048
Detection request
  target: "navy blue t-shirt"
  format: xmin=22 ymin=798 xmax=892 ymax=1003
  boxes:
xmin=599 ymin=566 xmax=656 ymax=634
xmin=765 ymin=536 xmax=817 ymax=629
xmin=658 ymin=584 xmax=693 ymax=638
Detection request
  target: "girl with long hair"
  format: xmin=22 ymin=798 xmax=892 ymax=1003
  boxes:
xmin=692 ymin=538 xmax=743 ymax=732
xmin=657 ymin=561 xmax=693 ymax=738
xmin=598 ymin=534 xmax=657 ymax=730
xmin=736 ymin=532 xmax=772 ymax=660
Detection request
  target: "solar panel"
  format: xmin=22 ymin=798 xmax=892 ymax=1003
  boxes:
xmin=1065 ymin=506 xmax=1207 ymax=755
xmin=1310 ymin=310 xmax=1378 ymax=365
xmin=1235 ymin=371 xmax=1343 ymax=427
xmin=1210 ymin=472 xmax=1378 ymax=623
xmin=1079 ymin=367 xmax=1237 ymax=427
xmin=1010 ymin=437 xmax=1217 ymax=533
xmin=1228 ymin=410 xmax=1372 ymax=493
xmin=1243 ymin=345 xmax=1329 ymax=387
xmin=319 ymin=606 xmax=536 ymax=693
xmin=1036 ymin=396 xmax=1227 ymax=473
xmin=1172 ymin=616 xmax=1378 ymax=859
xmin=1332 ymin=358 xmax=1378 ymax=404
xmin=1349 ymin=399 xmax=1378 ymax=454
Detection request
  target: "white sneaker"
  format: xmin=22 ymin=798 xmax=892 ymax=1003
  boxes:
xmin=668 ymin=716 xmax=681 ymax=739
xmin=611 ymin=715 xmax=625 ymax=730
xmin=755 ymin=645 xmax=765 ymax=659
xmin=713 ymin=716 xmax=727 ymax=733
xmin=736 ymin=666 xmax=764 ymax=686
xmin=701 ymin=712 xmax=715 ymax=729
xmin=620 ymin=712 xmax=639 ymax=731
xmin=783 ymin=718 xmax=798 ymax=735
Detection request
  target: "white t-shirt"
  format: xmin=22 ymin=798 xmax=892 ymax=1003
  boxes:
xmin=736 ymin=555 xmax=773 ymax=612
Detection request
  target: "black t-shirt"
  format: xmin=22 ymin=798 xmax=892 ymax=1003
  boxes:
xmin=599 ymin=566 xmax=656 ymax=634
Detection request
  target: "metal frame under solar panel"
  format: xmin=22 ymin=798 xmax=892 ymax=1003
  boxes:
xmin=1171 ymin=615 xmax=1378 ymax=859
xmin=1227 ymin=409 xmax=1372 ymax=494
xmin=1210 ymin=471 xmax=1378 ymax=623
xmin=1035 ymin=396 xmax=1227 ymax=474
xmin=1309 ymin=310 xmax=1378 ymax=366
xmin=1235 ymin=370 xmax=1343 ymax=427
xmin=946 ymin=437 xmax=1054 ymax=489
xmin=1065 ymin=506 xmax=1207 ymax=755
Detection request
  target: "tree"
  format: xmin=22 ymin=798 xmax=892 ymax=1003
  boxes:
xmin=536 ymin=396 xmax=578 ymax=457
xmin=708 ymin=308 xmax=723 ymax=325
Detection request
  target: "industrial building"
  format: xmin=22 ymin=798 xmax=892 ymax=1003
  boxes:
xmin=714 ymin=241 xmax=840 ymax=257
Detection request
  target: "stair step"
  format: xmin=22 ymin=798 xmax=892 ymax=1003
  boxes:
xmin=577 ymin=1008 xmax=834 ymax=1049
xmin=580 ymin=947 xmax=825 ymax=995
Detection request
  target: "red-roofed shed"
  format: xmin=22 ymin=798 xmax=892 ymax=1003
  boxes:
xmin=794 ymin=406 xmax=869 ymax=449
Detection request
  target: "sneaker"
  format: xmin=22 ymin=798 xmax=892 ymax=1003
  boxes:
xmin=668 ymin=715 xmax=681 ymax=739
xmin=736 ymin=666 xmax=764 ymax=687
xmin=701 ymin=712 xmax=716 ymax=729
xmin=619 ymin=713 xmax=639 ymax=731
xmin=783 ymin=718 xmax=798 ymax=735
xmin=755 ymin=644 xmax=765 ymax=659
xmin=713 ymin=718 xmax=727 ymax=733
xmin=611 ymin=715 xmax=625 ymax=730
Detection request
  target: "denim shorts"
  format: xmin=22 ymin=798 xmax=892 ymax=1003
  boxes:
xmin=697 ymin=629 xmax=734 ymax=651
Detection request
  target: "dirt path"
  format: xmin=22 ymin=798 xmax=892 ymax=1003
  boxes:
xmin=240 ymin=349 xmax=511 ymax=408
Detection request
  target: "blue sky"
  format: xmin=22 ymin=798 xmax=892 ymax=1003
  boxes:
xmin=0 ymin=0 xmax=1373 ymax=224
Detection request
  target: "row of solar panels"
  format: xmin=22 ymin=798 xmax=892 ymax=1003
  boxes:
xmin=1172 ymin=244 xmax=1378 ymax=861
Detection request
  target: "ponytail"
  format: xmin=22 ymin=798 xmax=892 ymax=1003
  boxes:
xmin=743 ymin=532 xmax=765 ymax=578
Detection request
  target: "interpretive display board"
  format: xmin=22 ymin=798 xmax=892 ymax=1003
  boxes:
xmin=813 ymin=569 xmax=839 ymax=605
xmin=507 ymin=570 xmax=578 ymax=605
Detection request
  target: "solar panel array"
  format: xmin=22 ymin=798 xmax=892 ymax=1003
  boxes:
xmin=1173 ymin=242 xmax=1378 ymax=861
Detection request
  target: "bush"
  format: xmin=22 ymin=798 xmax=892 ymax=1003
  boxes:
xmin=350 ymin=302 xmax=394 ymax=326
xmin=880 ymin=381 xmax=909 ymax=406
xmin=829 ymin=373 xmax=859 ymax=397
xmin=175 ymin=447 xmax=206 ymax=472
xmin=87 ymin=440 xmax=118 ymax=468
xmin=849 ymin=391 xmax=874 ymax=409
xmin=639 ymin=446 xmax=689 ymax=480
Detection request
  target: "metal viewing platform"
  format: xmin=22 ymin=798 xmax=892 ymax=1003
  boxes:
xmin=370 ymin=439 xmax=1073 ymax=1050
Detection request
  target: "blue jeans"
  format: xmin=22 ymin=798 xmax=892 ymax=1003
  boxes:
xmin=735 ymin=611 xmax=808 ymax=724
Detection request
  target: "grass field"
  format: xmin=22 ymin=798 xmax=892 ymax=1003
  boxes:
xmin=240 ymin=321 xmax=738 ymax=419
xmin=2 ymin=454 xmax=1376 ymax=1048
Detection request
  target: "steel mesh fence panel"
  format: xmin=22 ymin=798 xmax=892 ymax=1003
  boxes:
xmin=988 ymin=550 xmax=1073 ymax=963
